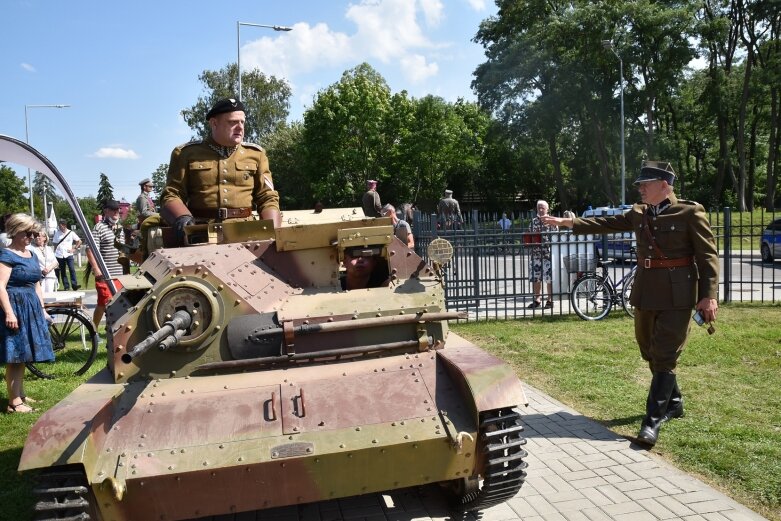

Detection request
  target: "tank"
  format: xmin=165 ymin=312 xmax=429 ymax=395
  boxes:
xmin=19 ymin=207 xmax=529 ymax=521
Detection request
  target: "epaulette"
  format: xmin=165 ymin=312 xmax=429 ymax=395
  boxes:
xmin=176 ymin=139 xmax=203 ymax=150
xmin=241 ymin=142 xmax=265 ymax=152
xmin=679 ymin=199 xmax=698 ymax=205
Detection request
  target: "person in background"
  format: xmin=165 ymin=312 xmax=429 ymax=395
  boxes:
xmin=0 ymin=213 xmax=54 ymax=413
xmin=86 ymin=200 xmax=125 ymax=332
xmin=135 ymin=178 xmax=158 ymax=223
xmin=160 ymin=98 xmax=281 ymax=245
xmin=541 ymin=161 xmax=719 ymax=447
xmin=361 ymin=180 xmax=382 ymax=217
xmin=51 ymin=218 xmax=81 ymax=291
xmin=28 ymin=227 xmax=59 ymax=293
xmin=381 ymin=204 xmax=414 ymax=249
xmin=437 ymin=189 xmax=463 ymax=230
xmin=527 ymin=200 xmax=556 ymax=309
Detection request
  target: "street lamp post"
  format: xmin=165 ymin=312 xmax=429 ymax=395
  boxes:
xmin=236 ymin=22 xmax=293 ymax=101
xmin=24 ymin=104 xmax=70 ymax=217
xmin=602 ymin=40 xmax=626 ymax=206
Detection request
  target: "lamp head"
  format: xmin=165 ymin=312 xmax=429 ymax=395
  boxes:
xmin=602 ymin=40 xmax=614 ymax=50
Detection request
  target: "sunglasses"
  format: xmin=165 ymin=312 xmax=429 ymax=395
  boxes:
xmin=25 ymin=231 xmax=40 ymax=238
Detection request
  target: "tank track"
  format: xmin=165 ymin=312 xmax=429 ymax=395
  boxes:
xmin=32 ymin=466 xmax=94 ymax=521
xmin=459 ymin=407 xmax=528 ymax=511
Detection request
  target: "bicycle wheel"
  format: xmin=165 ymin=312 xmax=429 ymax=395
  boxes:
xmin=26 ymin=307 xmax=98 ymax=379
xmin=570 ymin=274 xmax=614 ymax=320
xmin=621 ymin=271 xmax=636 ymax=318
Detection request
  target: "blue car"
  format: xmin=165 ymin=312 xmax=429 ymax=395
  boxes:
xmin=761 ymin=218 xmax=781 ymax=262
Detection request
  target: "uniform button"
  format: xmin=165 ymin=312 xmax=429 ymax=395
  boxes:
xmin=223 ymin=198 xmax=228 ymax=203
xmin=223 ymin=188 xmax=228 ymax=193
xmin=223 ymin=169 xmax=227 ymax=173
xmin=671 ymin=225 xmax=676 ymax=230
xmin=221 ymin=179 xmax=227 ymax=184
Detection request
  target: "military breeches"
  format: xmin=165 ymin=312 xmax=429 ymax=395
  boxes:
xmin=634 ymin=308 xmax=692 ymax=373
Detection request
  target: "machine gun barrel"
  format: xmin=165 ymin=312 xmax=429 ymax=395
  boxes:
xmin=121 ymin=310 xmax=192 ymax=363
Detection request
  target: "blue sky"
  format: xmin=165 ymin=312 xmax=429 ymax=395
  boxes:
xmin=0 ymin=0 xmax=496 ymax=214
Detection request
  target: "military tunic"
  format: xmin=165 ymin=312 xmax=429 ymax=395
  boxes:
xmin=573 ymin=195 xmax=719 ymax=372
xmin=160 ymin=137 xmax=280 ymax=219
xmin=362 ymin=189 xmax=382 ymax=217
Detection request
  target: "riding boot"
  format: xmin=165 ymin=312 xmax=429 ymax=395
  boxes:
xmin=637 ymin=372 xmax=676 ymax=447
xmin=661 ymin=378 xmax=684 ymax=423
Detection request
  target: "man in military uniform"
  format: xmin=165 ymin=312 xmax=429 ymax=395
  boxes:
xmin=135 ymin=178 xmax=157 ymax=223
xmin=160 ymin=98 xmax=281 ymax=242
xmin=437 ymin=189 xmax=462 ymax=230
xmin=362 ymin=180 xmax=382 ymax=217
xmin=542 ymin=161 xmax=719 ymax=447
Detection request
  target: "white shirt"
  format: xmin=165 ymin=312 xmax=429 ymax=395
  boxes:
xmin=52 ymin=228 xmax=81 ymax=258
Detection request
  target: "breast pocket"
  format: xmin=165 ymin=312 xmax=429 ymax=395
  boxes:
xmin=188 ymin=161 xmax=218 ymax=189
xmin=236 ymin=162 xmax=258 ymax=187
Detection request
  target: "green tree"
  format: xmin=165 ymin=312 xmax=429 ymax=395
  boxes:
xmin=0 ymin=165 xmax=29 ymax=216
xmin=150 ymin=163 xmax=168 ymax=205
xmin=302 ymin=63 xmax=393 ymax=206
xmin=96 ymin=173 xmax=114 ymax=209
xmin=181 ymin=64 xmax=292 ymax=145
xmin=264 ymin=122 xmax=310 ymax=210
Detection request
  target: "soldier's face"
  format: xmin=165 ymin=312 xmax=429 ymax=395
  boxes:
xmin=638 ymin=180 xmax=668 ymax=205
xmin=211 ymin=111 xmax=245 ymax=146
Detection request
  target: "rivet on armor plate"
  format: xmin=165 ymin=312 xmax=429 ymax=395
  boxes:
xmin=348 ymin=453 xmax=354 ymax=458
xmin=413 ymin=444 xmax=419 ymax=449
xmin=339 ymin=444 xmax=345 ymax=448
xmin=404 ymin=435 xmax=410 ymax=439
xmin=118 ymin=372 xmax=124 ymax=378
xmin=203 ymin=461 xmax=208 ymax=466
xmin=238 ymin=456 xmax=244 ymax=461
xmin=355 ymin=427 xmax=361 ymax=431
xmin=219 ymin=444 xmax=225 ymax=449
xmin=372 ymin=439 xmax=378 ymax=444
xmin=465 ymin=453 xmax=472 ymax=458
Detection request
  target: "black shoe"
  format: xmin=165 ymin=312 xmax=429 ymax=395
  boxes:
xmin=527 ymin=300 xmax=542 ymax=309
xmin=636 ymin=372 xmax=676 ymax=447
xmin=545 ymin=300 xmax=554 ymax=309
xmin=72 ymin=284 xmax=81 ymax=290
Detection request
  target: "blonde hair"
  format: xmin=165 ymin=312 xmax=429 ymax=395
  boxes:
xmin=4 ymin=213 xmax=38 ymax=238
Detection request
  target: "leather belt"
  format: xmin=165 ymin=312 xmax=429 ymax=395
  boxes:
xmin=640 ymin=256 xmax=693 ymax=269
xmin=190 ymin=207 xmax=252 ymax=220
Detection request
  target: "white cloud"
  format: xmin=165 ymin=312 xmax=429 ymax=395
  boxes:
xmin=400 ymin=54 xmax=439 ymax=83
xmin=21 ymin=63 xmax=36 ymax=72
xmin=90 ymin=147 xmax=139 ymax=159
xmin=241 ymin=0 xmax=457 ymax=95
xmin=465 ymin=0 xmax=486 ymax=10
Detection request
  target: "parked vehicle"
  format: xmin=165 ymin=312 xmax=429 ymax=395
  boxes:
xmin=581 ymin=205 xmax=636 ymax=261
xmin=761 ymin=217 xmax=781 ymax=262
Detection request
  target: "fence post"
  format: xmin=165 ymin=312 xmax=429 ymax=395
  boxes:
xmin=723 ymin=207 xmax=731 ymax=303
xmin=472 ymin=208 xmax=480 ymax=302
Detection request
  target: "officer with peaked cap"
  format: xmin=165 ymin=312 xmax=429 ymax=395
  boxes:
xmin=159 ymin=98 xmax=281 ymax=243
xmin=361 ymin=179 xmax=382 ymax=217
xmin=135 ymin=178 xmax=157 ymax=221
xmin=540 ymin=160 xmax=719 ymax=448
xmin=437 ymin=188 xmax=462 ymax=230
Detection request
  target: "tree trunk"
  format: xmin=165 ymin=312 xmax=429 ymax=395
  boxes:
xmin=547 ymin=133 xmax=569 ymax=210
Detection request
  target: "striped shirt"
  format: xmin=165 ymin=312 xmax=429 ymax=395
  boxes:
xmin=91 ymin=220 xmax=124 ymax=278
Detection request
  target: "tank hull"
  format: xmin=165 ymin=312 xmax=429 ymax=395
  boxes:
xmin=21 ymin=338 xmax=525 ymax=521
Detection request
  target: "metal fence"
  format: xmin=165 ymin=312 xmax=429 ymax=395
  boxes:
xmin=411 ymin=208 xmax=780 ymax=320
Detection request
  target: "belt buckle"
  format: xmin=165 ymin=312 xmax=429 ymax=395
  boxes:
xmin=218 ymin=208 xmax=228 ymax=220
xmin=644 ymin=258 xmax=652 ymax=269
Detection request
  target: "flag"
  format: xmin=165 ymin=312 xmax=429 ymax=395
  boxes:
xmin=46 ymin=203 xmax=57 ymax=236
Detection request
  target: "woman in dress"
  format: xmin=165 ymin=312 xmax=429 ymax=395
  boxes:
xmin=527 ymin=200 xmax=557 ymax=309
xmin=1 ymin=214 xmax=54 ymax=413
xmin=28 ymin=227 xmax=59 ymax=293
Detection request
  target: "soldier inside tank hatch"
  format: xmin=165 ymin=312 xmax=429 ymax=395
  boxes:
xmin=340 ymin=246 xmax=390 ymax=290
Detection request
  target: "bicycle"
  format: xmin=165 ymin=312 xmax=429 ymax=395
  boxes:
xmin=26 ymin=306 xmax=99 ymax=379
xmin=570 ymin=260 xmax=637 ymax=321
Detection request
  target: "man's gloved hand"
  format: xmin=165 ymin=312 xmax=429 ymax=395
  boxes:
xmin=174 ymin=215 xmax=195 ymax=244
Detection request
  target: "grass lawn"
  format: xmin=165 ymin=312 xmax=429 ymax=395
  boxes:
xmin=1 ymin=303 xmax=779 ymax=520
xmin=453 ymin=303 xmax=781 ymax=521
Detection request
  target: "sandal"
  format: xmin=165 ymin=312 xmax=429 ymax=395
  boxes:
xmin=545 ymin=300 xmax=554 ymax=308
xmin=6 ymin=402 xmax=36 ymax=414
xmin=527 ymin=300 xmax=542 ymax=309
xmin=21 ymin=395 xmax=37 ymax=404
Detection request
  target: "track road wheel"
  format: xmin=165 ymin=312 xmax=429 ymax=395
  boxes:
xmin=32 ymin=465 xmax=99 ymax=521
xmin=448 ymin=408 xmax=528 ymax=512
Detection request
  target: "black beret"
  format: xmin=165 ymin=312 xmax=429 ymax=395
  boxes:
xmin=634 ymin=161 xmax=677 ymax=186
xmin=206 ymin=98 xmax=246 ymax=119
